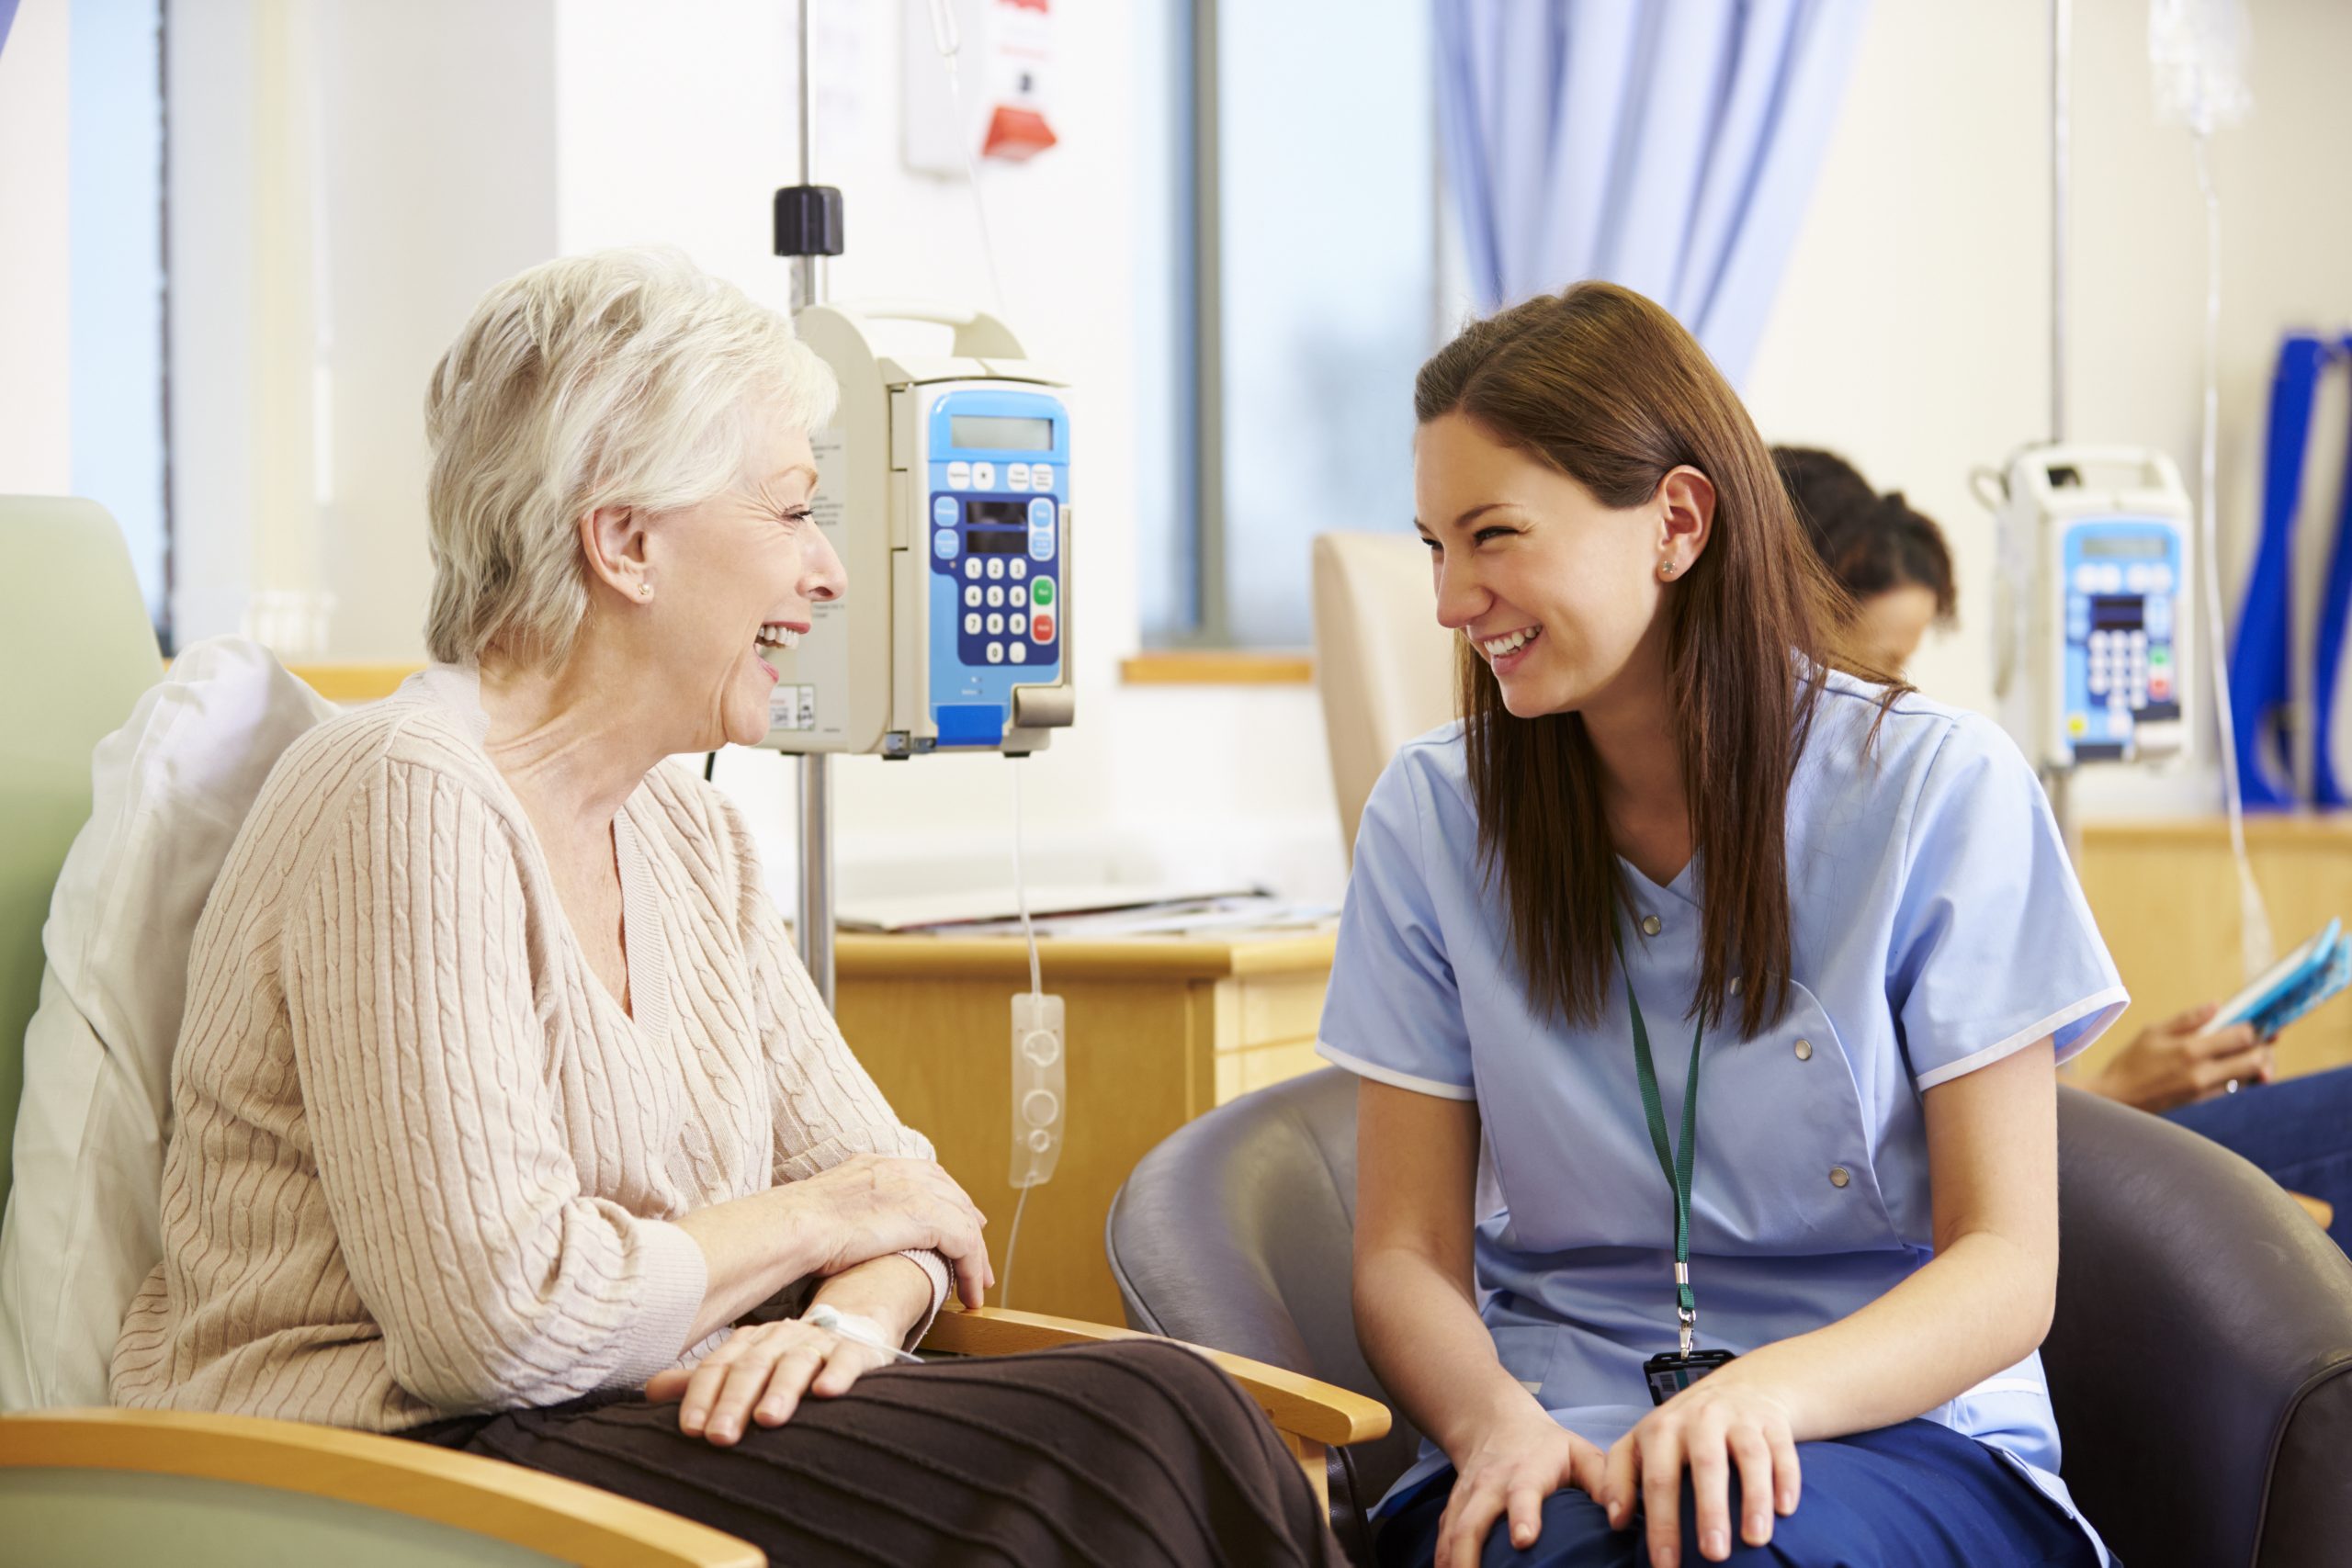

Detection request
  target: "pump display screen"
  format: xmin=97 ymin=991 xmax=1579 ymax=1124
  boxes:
xmin=967 ymin=529 xmax=1029 ymax=555
xmin=2090 ymin=594 xmax=2144 ymax=631
xmin=952 ymin=415 xmax=1054 ymax=451
xmin=967 ymin=501 xmax=1030 ymax=527
xmin=2080 ymin=534 xmax=2168 ymax=558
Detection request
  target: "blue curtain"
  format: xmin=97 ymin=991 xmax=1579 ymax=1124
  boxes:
xmin=1434 ymin=0 xmax=1871 ymax=386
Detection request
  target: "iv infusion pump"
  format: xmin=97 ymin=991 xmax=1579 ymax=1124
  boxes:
xmin=1993 ymin=446 xmax=2193 ymax=771
xmin=757 ymin=300 xmax=1074 ymax=759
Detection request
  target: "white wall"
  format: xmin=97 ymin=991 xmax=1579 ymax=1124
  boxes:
xmin=1747 ymin=0 xmax=2352 ymax=815
xmin=168 ymin=0 xmax=559 ymax=660
xmin=163 ymin=0 xmax=258 ymax=648
xmin=0 ymin=0 xmax=72 ymax=495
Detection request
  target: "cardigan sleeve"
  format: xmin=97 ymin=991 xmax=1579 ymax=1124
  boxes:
xmin=727 ymin=804 xmax=953 ymax=1342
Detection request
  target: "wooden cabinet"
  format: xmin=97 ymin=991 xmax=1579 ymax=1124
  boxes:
xmin=832 ymin=931 xmax=1336 ymax=1325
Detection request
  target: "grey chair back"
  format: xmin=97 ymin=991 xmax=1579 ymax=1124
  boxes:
xmin=2043 ymin=1088 xmax=2352 ymax=1568
xmin=1110 ymin=1070 xmax=2352 ymax=1568
xmin=1106 ymin=1068 xmax=1417 ymax=1559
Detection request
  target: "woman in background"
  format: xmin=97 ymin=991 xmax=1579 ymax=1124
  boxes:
xmin=1770 ymin=446 xmax=1954 ymax=675
xmin=1779 ymin=445 xmax=2352 ymax=1255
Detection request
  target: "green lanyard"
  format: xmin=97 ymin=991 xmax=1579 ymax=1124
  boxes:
xmin=1611 ymin=919 xmax=1705 ymax=1356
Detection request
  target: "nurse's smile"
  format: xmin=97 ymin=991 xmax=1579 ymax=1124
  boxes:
xmin=1476 ymin=623 xmax=1543 ymax=674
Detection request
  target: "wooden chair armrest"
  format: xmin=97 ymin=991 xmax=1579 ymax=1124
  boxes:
xmin=0 ymin=1408 xmax=760 ymax=1568
xmin=919 ymin=1305 xmax=1391 ymax=1448
xmin=2289 ymin=1190 xmax=2335 ymax=1230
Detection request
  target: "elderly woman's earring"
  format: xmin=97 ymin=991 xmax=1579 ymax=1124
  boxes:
xmin=639 ymin=582 xmax=654 ymax=600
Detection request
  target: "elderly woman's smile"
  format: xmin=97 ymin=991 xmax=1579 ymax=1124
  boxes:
xmin=572 ymin=407 xmax=846 ymax=753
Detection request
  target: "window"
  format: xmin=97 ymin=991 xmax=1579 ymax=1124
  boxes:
xmin=69 ymin=0 xmax=171 ymax=638
xmin=1136 ymin=0 xmax=1439 ymax=649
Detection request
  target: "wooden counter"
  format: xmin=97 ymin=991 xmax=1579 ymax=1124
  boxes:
xmin=2075 ymin=815 xmax=2352 ymax=1082
xmin=832 ymin=929 xmax=1338 ymax=1325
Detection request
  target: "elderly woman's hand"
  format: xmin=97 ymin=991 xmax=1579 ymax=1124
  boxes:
xmin=787 ymin=1154 xmax=994 ymax=1308
xmin=650 ymin=1316 xmax=896 ymax=1443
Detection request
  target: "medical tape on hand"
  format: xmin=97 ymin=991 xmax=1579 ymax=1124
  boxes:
xmin=803 ymin=1303 xmax=924 ymax=1365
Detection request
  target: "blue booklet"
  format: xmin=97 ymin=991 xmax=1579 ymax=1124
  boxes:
xmin=2203 ymin=918 xmax=2352 ymax=1041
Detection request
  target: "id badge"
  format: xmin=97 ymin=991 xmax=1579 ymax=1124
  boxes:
xmin=1643 ymin=1348 xmax=1736 ymax=1406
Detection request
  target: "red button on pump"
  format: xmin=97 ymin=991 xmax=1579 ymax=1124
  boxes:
xmin=1031 ymin=612 xmax=1056 ymax=644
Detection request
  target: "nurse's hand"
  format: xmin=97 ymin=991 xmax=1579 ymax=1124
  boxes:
xmin=2085 ymin=1000 xmax=2268 ymax=1113
xmin=1601 ymin=1381 xmax=1799 ymax=1566
xmin=1436 ymin=1404 xmax=1609 ymax=1568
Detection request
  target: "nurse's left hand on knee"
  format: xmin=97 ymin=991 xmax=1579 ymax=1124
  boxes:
xmin=1601 ymin=1382 xmax=1801 ymax=1566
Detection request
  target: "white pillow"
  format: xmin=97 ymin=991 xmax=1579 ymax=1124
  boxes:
xmin=0 ymin=637 xmax=335 ymax=1409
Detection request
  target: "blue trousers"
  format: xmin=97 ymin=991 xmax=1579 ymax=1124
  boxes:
xmin=2164 ymin=1063 xmax=2352 ymax=1255
xmin=1372 ymin=1419 xmax=2098 ymax=1568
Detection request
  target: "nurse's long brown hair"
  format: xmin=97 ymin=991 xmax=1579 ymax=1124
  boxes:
xmin=1416 ymin=283 xmax=1887 ymax=1041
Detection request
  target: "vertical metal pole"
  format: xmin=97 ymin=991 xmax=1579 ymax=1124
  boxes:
xmin=2050 ymin=0 xmax=2071 ymax=446
xmin=793 ymin=0 xmax=826 ymax=307
xmin=791 ymin=0 xmax=836 ymax=1007
xmin=2043 ymin=0 xmax=2076 ymax=847
xmin=797 ymin=760 xmax=836 ymax=1006
xmin=1190 ymin=0 xmax=1227 ymax=644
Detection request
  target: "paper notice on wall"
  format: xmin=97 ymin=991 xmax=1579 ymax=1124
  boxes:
xmin=900 ymin=0 xmax=1058 ymax=176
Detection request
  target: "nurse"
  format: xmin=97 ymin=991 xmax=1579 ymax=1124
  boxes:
xmin=1320 ymin=283 xmax=2123 ymax=1568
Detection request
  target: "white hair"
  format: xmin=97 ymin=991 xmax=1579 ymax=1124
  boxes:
xmin=422 ymin=247 xmax=837 ymax=667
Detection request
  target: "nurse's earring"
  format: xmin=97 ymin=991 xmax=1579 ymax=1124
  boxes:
xmin=1658 ymin=557 xmax=1678 ymax=580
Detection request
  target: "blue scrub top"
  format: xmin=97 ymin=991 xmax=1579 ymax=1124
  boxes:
xmin=1317 ymin=671 xmax=2125 ymax=1562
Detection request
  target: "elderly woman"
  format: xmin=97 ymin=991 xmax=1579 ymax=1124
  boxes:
xmin=111 ymin=250 xmax=1337 ymax=1565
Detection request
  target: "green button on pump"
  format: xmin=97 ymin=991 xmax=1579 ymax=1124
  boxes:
xmin=1031 ymin=578 xmax=1055 ymax=607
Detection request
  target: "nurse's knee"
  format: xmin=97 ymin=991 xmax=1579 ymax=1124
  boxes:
xmin=1479 ymin=1486 xmax=1624 ymax=1567
xmin=1672 ymin=1471 xmax=1843 ymax=1568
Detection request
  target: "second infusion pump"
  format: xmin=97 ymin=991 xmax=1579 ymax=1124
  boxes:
xmin=1994 ymin=446 xmax=2192 ymax=770
xmin=760 ymin=301 xmax=1075 ymax=758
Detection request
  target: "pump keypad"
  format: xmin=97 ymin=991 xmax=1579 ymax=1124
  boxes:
xmin=932 ymin=490 xmax=1060 ymax=669
xmin=2060 ymin=527 xmax=2181 ymax=760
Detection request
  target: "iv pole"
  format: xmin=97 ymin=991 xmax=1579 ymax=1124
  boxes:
xmin=2043 ymin=0 xmax=2075 ymax=842
xmin=782 ymin=0 xmax=841 ymax=1006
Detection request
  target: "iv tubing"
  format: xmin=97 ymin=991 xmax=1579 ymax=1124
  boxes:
xmin=1001 ymin=716 xmax=1044 ymax=1311
xmin=2190 ymin=128 xmax=2275 ymax=980
xmin=933 ymin=5 xmax=1013 ymax=322
xmin=929 ymin=0 xmax=1040 ymax=1305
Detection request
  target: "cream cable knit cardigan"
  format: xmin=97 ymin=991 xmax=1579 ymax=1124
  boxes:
xmin=111 ymin=666 xmax=948 ymax=1432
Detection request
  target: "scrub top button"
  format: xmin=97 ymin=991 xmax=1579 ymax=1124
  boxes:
xmin=1793 ymin=1039 xmax=1813 ymax=1062
xmin=1640 ymin=914 xmax=1662 ymax=937
xmin=1828 ymin=1166 xmax=1850 ymax=1189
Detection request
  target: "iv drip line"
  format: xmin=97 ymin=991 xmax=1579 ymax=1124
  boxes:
xmin=2189 ymin=128 xmax=2276 ymax=980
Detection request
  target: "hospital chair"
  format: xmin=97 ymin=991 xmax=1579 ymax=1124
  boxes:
xmin=1108 ymin=1066 xmax=2352 ymax=1568
xmin=0 ymin=495 xmax=1384 ymax=1566
xmin=1309 ymin=533 xmax=1458 ymax=860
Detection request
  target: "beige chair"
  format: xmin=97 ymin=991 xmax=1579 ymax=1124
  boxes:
xmin=0 ymin=496 xmax=1384 ymax=1565
xmin=1309 ymin=533 xmax=1458 ymax=861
